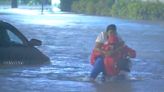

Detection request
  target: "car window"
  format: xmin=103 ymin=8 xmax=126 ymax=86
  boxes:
xmin=0 ymin=29 xmax=10 ymax=46
xmin=6 ymin=30 xmax=23 ymax=45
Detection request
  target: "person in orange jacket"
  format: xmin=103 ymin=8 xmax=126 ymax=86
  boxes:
xmin=90 ymin=24 xmax=123 ymax=81
xmin=103 ymin=34 xmax=136 ymax=77
xmin=90 ymin=24 xmax=136 ymax=81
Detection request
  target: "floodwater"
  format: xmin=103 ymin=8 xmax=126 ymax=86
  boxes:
xmin=0 ymin=9 xmax=164 ymax=92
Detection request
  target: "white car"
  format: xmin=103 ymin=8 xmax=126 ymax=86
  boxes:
xmin=0 ymin=21 xmax=50 ymax=65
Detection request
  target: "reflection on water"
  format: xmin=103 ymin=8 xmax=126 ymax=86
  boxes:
xmin=0 ymin=11 xmax=164 ymax=92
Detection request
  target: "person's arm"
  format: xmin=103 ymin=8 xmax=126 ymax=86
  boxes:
xmin=127 ymin=47 xmax=136 ymax=58
xmin=107 ymin=41 xmax=125 ymax=56
xmin=94 ymin=42 xmax=106 ymax=56
xmin=94 ymin=32 xmax=107 ymax=56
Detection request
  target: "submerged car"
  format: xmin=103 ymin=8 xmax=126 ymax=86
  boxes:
xmin=0 ymin=21 xmax=50 ymax=65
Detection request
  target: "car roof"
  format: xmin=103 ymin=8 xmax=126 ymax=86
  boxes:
xmin=0 ymin=20 xmax=29 ymax=45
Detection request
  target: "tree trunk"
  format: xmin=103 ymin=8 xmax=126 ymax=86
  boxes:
xmin=11 ymin=0 xmax=18 ymax=8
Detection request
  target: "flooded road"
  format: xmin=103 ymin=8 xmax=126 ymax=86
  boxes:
xmin=0 ymin=9 xmax=164 ymax=92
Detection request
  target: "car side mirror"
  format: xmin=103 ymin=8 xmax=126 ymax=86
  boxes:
xmin=29 ymin=39 xmax=42 ymax=46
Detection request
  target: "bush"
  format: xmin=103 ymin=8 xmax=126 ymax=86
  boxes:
xmin=71 ymin=0 xmax=164 ymax=20
xmin=126 ymin=1 xmax=143 ymax=19
xmin=95 ymin=0 xmax=112 ymax=16
xmin=85 ymin=0 xmax=96 ymax=14
xmin=111 ymin=0 xmax=128 ymax=18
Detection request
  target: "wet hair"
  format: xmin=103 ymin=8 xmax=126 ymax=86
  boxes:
xmin=106 ymin=24 xmax=117 ymax=32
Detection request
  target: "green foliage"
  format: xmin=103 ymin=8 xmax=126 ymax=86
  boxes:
xmin=111 ymin=0 xmax=128 ymax=17
xmin=72 ymin=0 xmax=88 ymax=13
xmin=72 ymin=1 xmax=80 ymax=12
xmin=60 ymin=0 xmax=75 ymax=11
xmin=71 ymin=0 xmax=164 ymax=20
xmin=86 ymin=0 xmax=96 ymax=14
xmin=0 ymin=0 xmax=10 ymax=4
xmin=126 ymin=1 xmax=143 ymax=19
xmin=95 ymin=0 xmax=112 ymax=16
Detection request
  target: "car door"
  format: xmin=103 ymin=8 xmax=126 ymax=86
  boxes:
xmin=0 ymin=21 xmax=50 ymax=65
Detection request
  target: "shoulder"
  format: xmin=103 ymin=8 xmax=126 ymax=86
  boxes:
xmin=95 ymin=32 xmax=106 ymax=43
xmin=98 ymin=32 xmax=105 ymax=37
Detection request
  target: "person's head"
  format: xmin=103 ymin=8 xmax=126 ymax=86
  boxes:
xmin=107 ymin=34 xmax=118 ymax=45
xmin=106 ymin=24 xmax=117 ymax=36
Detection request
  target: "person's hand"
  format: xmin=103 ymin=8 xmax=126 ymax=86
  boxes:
xmin=102 ymin=51 xmax=108 ymax=56
xmin=118 ymin=41 xmax=125 ymax=46
xmin=107 ymin=50 xmax=114 ymax=56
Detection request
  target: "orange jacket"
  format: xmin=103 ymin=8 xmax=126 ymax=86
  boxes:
xmin=104 ymin=45 xmax=136 ymax=76
xmin=90 ymin=34 xmax=120 ymax=65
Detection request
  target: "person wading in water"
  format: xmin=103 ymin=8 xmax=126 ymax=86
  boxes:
xmin=90 ymin=24 xmax=136 ymax=81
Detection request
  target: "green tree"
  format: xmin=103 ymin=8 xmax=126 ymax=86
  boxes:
xmin=71 ymin=0 xmax=164 ymax=20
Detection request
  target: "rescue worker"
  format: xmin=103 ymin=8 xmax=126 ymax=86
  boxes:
xmin=90 ymin=24 xmax=136 ymax=81
xmin=90 ymin=24 xmax=123 ymax=81
xmin=103 ymin=33 xmax=136 ymax=77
